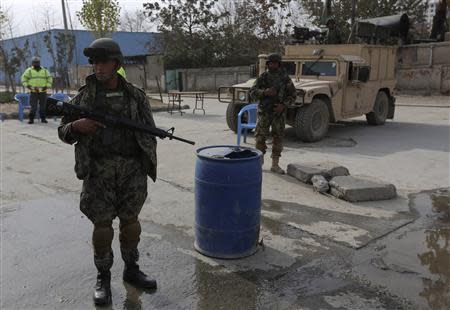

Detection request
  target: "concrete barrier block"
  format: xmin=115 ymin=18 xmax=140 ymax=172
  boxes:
xmin=329 ymin=175 xmax=397 ymax=202
xmin=287 ymin=162 xmax=350 ymax=184
xmin=311 ymin=175 xmax=329 ymax=193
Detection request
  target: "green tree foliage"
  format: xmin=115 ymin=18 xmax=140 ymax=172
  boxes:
xmin=144 ymin=0 xmax=226 ymax=68
xmin=77 ymin=0 xmax=121 ymax=38
xmin=300 ymin=0 xmax=427 ymax=38
xmin=144 ymin=0 xmax=293 ymax=68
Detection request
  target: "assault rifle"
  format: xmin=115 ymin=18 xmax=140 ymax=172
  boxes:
xmin=52 ymin=98 xmax=195 ymax=145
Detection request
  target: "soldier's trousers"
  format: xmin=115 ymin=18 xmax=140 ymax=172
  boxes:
xmin=29 ymin=92 xmax=47 ymax=120
xmin=80 ymin=156 xmax=148 ymax=270
xmin=255 ymin=109 xmax=286 ymax=158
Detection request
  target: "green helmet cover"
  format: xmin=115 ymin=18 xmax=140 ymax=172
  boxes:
xmin=83 ymin=38 xmax=124 ymax=64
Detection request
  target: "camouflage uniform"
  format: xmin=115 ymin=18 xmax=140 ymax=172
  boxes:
xmin=325 ymin=18 xmax=342 ymax=44
xmin=249 ymin=68 xmax=296 ymax=159
xmin=325 ymin=28 xmax=343 ymax=44
xmin=58 ymin=73 xmax=157 ymax=271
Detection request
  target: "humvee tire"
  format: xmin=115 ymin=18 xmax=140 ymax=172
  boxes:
xmin=295 ymin=98 xmax=330 ymax=142
xmin=366 ymin=91 xmax=389 ymax=125
xmin=226 ymin=103 xmax=250 ymax=133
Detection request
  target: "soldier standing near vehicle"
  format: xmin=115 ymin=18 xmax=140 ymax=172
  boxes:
xmin=249 ymin=53 xmax=296 ymax=174
xmin=58 ymin=38 xmax=157 ymax=306
xmin=325 ymin=18 xmax=343 ymax=44
xmin=21 ymin=56 xmax=53 ymax=124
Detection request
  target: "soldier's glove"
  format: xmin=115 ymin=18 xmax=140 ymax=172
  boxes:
xmin=274 ymin=103 xmax=286 ymax=114
xmin=263 ymin=87 xmax=277 ymax=97
xmin=71 ymin=118 xmax=106 ymax=135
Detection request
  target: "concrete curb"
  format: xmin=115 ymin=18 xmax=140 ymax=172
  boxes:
xmin=0 ymin=105 xmax=191 ymax=121
xmin=396 ymin=104 xmax=450 ymax=108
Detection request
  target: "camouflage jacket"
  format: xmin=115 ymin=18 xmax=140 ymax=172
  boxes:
xmin=58 ymin=74 xmax=157 ymax=181
xmin=325 ymin=29 xmax=342 ymax=44
xmin=249 ymin=69 xmax=296 ymax=111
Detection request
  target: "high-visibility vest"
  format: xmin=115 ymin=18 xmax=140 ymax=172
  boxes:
xmin=21 ymin=67 xmax=53 ymax=92
xmin=117 ymin=67 xmax=127 ymax=79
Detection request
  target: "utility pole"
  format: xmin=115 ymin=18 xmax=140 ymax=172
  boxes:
xmin=61 ymin=0 xmax=69 ymax=30
xmin=61 ymin=0 xmax=71 ymax=89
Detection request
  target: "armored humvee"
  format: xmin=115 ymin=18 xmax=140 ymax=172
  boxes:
xmin=218 ymin=44 xmax=397 ymax=142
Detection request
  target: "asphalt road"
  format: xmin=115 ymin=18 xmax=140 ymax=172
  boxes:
xmin=1 ymin=95 xmax=449 ymax=309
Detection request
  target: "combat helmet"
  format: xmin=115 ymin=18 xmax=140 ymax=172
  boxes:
xmin=266 ymin=53 xmax=282 ymax=64
xmin=326 ymin=17 xmax=336 ymax=26
xmin=83 ymin=38 xmax=123 ymax=64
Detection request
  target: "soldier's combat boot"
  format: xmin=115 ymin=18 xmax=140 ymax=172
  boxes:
xmin=122 ymin=248 xmax=157 ymax=290
xmin=93 ymin=252 xmax=113 ymax=306
xmin=93 ymin=271 xmax=112 ymax=306
xmin=270 ymin=157 xmax=285 ymax=174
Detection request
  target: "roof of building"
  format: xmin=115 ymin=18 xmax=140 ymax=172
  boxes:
xmin=0 ymin=29 xmax=163 ymax=68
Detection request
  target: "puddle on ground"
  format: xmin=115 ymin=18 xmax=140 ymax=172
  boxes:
xmin=429 ymin=188 xmax=450 ymax=222
xmin=357 ymin=188 xmax=450 ymax=309
xmin=418 ymin=228 xmax=450 ymax=310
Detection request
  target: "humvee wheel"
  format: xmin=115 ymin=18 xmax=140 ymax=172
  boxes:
xmin=295 ymin=98 xmax=330 ymax=142
xmin=366 ymin=91 xmax=389 ymax=125
xmin=226 ymin=103 xmax=245 ymax=133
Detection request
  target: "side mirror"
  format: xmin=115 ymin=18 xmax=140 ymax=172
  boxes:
xmin=358 ymin=67 xmax=370 ymax=83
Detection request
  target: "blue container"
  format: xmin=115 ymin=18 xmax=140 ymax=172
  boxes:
xmin=195 ymin=145 xmax=263 ymax=259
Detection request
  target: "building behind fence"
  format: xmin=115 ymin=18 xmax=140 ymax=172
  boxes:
xmin=0 ymin=29 xmax=164 ymax=92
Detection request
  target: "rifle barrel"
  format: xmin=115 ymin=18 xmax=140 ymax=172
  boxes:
xmin=57 ymin=101 xmax=195 ymax=145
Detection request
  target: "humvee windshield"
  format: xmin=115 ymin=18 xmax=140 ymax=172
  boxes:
xmin=282 ymin=61 xmax=296 ymax=75
xmin=301 ymin=61 xmax=337 ymax=76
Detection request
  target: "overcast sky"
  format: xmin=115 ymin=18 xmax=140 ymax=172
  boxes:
xmin=1 ymin=0 xmax=151 ymax=38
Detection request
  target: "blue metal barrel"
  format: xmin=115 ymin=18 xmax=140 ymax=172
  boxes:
xmin=194 ymin=145 xmax=262 ymax=259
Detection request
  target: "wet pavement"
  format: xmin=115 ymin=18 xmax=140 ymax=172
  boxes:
xmin=353 ymin=189 xmax=450 ymax=310
xmin=1 ymin=97 xmax=449 ymax=309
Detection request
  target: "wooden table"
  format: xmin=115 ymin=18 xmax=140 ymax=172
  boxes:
xmin=167 ymin=91 xmax=207 ymax=115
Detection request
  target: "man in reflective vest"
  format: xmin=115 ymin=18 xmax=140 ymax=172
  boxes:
xmin=21 ymin=56 xmax=53 ymax=124
xmin=117 ymin=66 xmax=126 ymax=79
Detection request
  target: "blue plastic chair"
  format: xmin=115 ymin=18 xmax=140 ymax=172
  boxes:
xmin=14 ymin=93 xmax=31 ymax=122
xmin=237 ymin=103 xmax=258 ymax=145
xmin=49 ymin=92 xmax=71 ymax=102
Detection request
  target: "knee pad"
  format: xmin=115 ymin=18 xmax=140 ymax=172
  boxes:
xmin=93 ymin=221 xmax=114 ymax=257
xmin=119 ymin=217 xmax=141 ymax=250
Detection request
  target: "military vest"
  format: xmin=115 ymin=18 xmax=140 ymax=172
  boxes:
xmin=91 ymin=82 xmax=141 ymax=157
xmin=259 ymin=70 xmax=289 ymax=112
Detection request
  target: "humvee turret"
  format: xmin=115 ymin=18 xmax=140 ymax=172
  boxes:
xmin=218 ymin=44 xmax=397 ymax=142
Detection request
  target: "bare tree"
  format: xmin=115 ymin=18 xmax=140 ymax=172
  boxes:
xmin=119 ymin=9 xmax=152 ymax=32
xmin=0 ymin=10 xmax=18 ymax=94
xmin=0 ymin=8 xmax=25 ymax=94
xmin=31 ymin=4 xmax=60 ymax=33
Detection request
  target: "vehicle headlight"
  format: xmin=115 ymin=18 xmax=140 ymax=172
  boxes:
xmin=238 ymin=91 xmax=247 ymax=101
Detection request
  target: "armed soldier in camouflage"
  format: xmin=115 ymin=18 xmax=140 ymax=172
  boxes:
xmin=58 ymin=38 xmax=158 ymax=306
xmin=249 ymin=53 xmax=296 ymax=174
xmin=325 ymin=18 xmax=343 ymax=44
